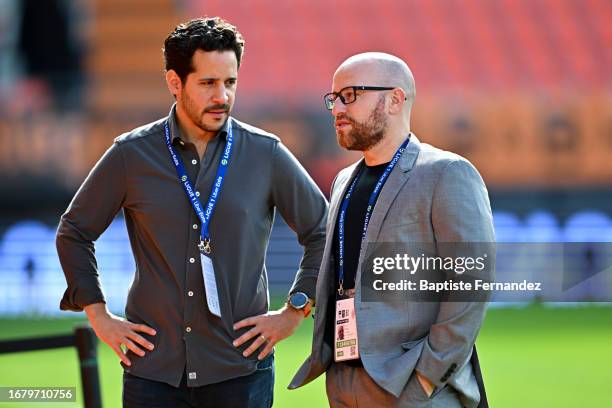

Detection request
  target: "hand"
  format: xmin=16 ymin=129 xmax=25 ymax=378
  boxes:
xmin=416 ymin=371 xmax=435 ymax=398
xmin=84 ymin=303 xmax=156 ymax=366
xmin=232 ymin=306 xmax=304 ymax=360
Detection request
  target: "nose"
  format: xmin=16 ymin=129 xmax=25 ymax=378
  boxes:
xmin=331 ymin=98 xmax=346 ymax=116
xmin=212 ymin=83 xmax=229 ymax=104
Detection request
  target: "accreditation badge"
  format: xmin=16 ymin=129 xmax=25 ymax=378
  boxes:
xmin=334 ymin=297 xmax=359 ymax=361
xmin=200 ymin=254 xmax=221 ymax=317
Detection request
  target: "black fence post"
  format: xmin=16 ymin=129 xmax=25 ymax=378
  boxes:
xmin=74 ymin=326 xmax=102 ymax=408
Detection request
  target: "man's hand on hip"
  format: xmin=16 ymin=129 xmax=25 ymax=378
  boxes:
xmin=84 ymin=303 xmax=156 ymax=367
xmin=232 ymin=306 xmax=304 ymax=360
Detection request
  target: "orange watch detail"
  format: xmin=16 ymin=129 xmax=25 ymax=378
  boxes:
xmin=287 ymin=292 xmax=313 ymax=318
xmin=302 ymin=300 xmax=313 ymax=318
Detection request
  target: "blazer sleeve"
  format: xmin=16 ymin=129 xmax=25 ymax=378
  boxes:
xmin=415 ymin=158 xmax=495 ymax=388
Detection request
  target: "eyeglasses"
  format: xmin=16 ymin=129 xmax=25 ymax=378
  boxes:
xmin=323 ymin=86 xmax=396 ymax=110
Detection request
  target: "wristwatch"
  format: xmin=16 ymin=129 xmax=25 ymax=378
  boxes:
xmin=287 ymin=292 xmax=313 ymax=317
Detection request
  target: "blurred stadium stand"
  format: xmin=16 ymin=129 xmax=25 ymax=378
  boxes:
xmin=0 ymin=0 xmax=610 ymax=314
xmin=196 ymin=0 xmax=609 ymax=95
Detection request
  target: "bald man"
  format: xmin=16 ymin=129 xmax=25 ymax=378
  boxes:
xmin=288 ymin=53 xmax=494 ymax=407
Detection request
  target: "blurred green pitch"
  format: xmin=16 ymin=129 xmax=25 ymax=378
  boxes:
xmin=0 ymin=304 xmax=611 ymax=407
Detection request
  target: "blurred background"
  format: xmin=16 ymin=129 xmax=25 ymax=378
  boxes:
xmin=0 ymin=0 xmax=610 ymax=407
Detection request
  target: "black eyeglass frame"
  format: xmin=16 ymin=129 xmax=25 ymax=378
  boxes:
xmin=323 ymin=86 xmax=398 ymax=110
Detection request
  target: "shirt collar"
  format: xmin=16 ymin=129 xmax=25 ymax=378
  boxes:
xmin=167 ymin=103 xmax=231 ymax=144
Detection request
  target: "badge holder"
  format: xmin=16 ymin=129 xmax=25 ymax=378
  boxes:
xmin=334 ymin=292 xmax=359 ymax=362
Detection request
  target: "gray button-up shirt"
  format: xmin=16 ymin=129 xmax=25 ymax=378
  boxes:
xmin=56 ymin=105 xmax=328 ymax=387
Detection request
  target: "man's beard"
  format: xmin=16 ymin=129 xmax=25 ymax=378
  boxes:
xmin=181 ymin=90 xmax=231 ymax=133
xmin=337 ymin=95 xmax=387 ymax=151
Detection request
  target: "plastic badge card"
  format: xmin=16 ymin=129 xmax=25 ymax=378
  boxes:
xmin=200 ymin=254 xmax=221 ymax=317
xmin=334 ymin=297 xmax=360 ymax=361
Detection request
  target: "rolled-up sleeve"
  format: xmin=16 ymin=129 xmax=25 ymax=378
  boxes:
xmin=270 ymin=142 xmax=328 ymax=301
xmin=57 ymin=140 xmax=127 ymax=311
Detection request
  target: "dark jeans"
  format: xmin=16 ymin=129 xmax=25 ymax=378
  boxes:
xmin=123 ymin=356 xmax=274 ymax=408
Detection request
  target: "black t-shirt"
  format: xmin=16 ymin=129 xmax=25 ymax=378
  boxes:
xmin=324 ymin=161 xmax=390 ymax=352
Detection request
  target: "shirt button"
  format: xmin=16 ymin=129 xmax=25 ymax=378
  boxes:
xmin=189 ymin=258 xmax=195 ymax=264
xmin=195 ymin=191 xmax=200 ymax=197
xmin=191 ymin=159 xmax=197 ymax=165
xmin=188 ymin=291 xmax=194 ymax=297
xmin=186 ymin=326 xmax=192 ymax=333
xmin=192 ymin=224 xmax=198 ymax=230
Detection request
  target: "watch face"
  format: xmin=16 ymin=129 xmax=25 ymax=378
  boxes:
xmin=290 ymin=292 xmax=308 ymax=309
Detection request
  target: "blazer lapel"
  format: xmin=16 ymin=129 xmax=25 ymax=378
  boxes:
xmin=355 ymin=135 xmax=422 ymax=289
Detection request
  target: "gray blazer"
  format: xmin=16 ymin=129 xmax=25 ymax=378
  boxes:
xmin=289 ymin=135 xmax=495 ymax=408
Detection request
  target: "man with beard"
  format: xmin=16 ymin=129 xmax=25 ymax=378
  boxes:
xmin=289 ymin=53 xmax=494 ymax=407
xmin=56 ymin=17 xmax=328 ymax=407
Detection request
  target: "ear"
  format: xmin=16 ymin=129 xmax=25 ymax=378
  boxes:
xmin=388 ymin=88 xmax=406 ymax=115
xmin=165 ymin=70 xmax=182 ymax=97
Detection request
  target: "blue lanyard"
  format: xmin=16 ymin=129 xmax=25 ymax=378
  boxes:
xmin=337 ymin=137 xmax=409 ymax=296
xmin=163 ymin=119 xmax=234 ymax=254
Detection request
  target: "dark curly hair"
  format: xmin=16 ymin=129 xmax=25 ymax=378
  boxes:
xmin=163 ymin=17 xmax=245 ymax=83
